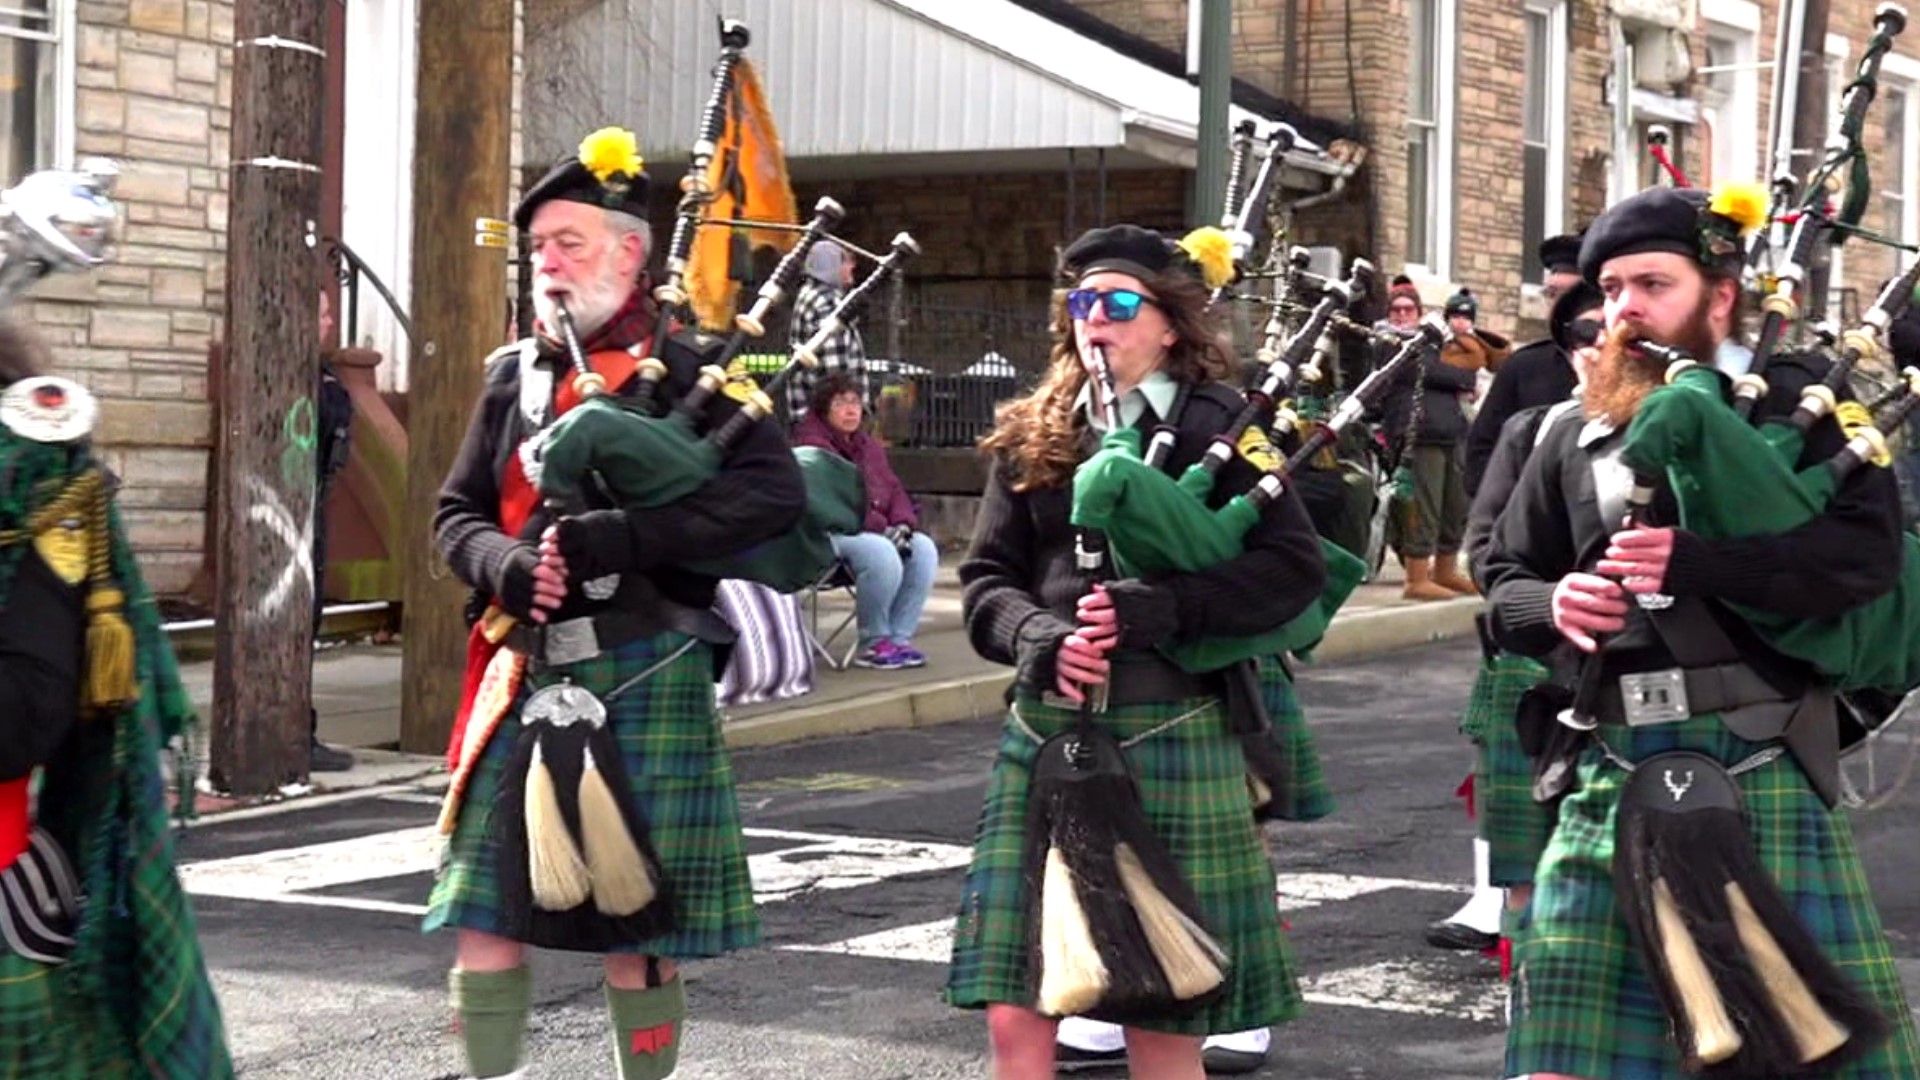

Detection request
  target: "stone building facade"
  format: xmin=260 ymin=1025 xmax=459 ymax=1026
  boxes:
xmin=22 ymin=0 xmax=235 ymax=596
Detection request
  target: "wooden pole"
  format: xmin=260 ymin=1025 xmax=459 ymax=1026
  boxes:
xmin=1794 ymin=0 xmax=1835 ymax=320
xmin=210 ymin=0 xmax=326 ymax=794
xmin=399 ymin=0 xmax=515 ymax=753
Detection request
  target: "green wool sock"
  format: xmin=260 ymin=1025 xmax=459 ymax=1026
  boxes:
xmin=450 ymin=966 xmax=533 ymax=1079
xmin=606 ymin=977 xmax=688 ymax=1080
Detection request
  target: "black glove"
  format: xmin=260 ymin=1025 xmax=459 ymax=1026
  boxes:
xmin=493 ymin=544 xmax=544 ymax=621
xmin=554 ymin=509 xmax=636 ymax=582
xmin=1102 ymin=578 xmax=1180 ymax=649
xmin=883 ymin=523 xmax=914 ymax=559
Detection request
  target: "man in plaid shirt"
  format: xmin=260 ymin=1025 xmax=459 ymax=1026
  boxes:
xmin=787 ymin=242 xmax=871 ymax=424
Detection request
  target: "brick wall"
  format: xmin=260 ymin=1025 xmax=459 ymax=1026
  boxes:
xmin=1057 ymin=0 xmax=1296 ymax=100
xmin=1820 ymin=0 xmax=1919 ymax=317
xmin=647 ymin=167 xmax=1189 ymax=319
xmin=33 ymin=0 xmax=236 ymax=595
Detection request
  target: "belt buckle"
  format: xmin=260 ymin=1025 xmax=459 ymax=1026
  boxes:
xmin=1620 ymin=668 xmax=1690 ymax=726
xmin=543 ymin=616 xmax=601 ymax=667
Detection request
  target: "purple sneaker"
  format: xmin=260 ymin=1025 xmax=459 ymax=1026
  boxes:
xmin=890 ymin=642 xmax=927 ymax=668
xmin=853 ymin=641 xmax=907 ymax=669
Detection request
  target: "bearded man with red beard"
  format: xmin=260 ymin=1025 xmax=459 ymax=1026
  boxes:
xmin=1477 ymin=185 xmax=1920 ymax=1079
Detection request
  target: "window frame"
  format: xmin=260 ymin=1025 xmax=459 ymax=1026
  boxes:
xmin=0 ymin=0 xmax=76 ymax=180
xmin=1404 ymin=0 xmax=1457 ymax=281
xmin=1699 ymin=0 xmax=1761 ymax=190
xmin=1882 ymin=52 xmax=1920 ymax=272
xmin=1520 ymin=0 xmax=1568 ymax=285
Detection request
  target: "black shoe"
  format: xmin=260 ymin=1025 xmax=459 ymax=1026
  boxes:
xmin=309 ymin=740 xmax=355 ymax=773
xmin=1055 ymin=1044 xmax=1127 ymax=1072
xmin=1202 ymin=1045 xmax=1270 ymax=1074
xmin=1425 ymin=919 xmax=1499 ymax=952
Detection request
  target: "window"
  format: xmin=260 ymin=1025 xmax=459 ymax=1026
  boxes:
xmin=1405 ymin=0 xmax=1454 ymax=275
xmin=1884 ymin=80 xmax=1919 ymax=271
xmin=0 ymin=1 xmax=62 ymax=183
xmin=1881 ymin=85 xmax=1912 ymax=265
xmin=1521 ymin=0 xmax=1567 ymax=282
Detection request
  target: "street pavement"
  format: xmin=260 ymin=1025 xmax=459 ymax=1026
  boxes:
xmin=176 ymin=639 xmax=1920 ymax=1078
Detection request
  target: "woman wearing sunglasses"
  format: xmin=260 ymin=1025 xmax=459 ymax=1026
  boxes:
xmin=945 ymin=223 xmax=1329 ymax=1080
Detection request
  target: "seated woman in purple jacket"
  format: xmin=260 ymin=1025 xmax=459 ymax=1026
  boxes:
xmin=793 ymin=375 xmax=939 ymax=669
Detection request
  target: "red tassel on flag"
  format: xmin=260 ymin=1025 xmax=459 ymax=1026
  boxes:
xmin=1455 ymin=772 xmax=1477 ymax=820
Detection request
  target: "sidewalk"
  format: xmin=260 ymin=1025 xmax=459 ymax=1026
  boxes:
xmin=176 ymin=555 xmax=1479 ymax=798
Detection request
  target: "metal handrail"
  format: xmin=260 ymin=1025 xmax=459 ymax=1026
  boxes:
xmin=315 ymin=232 xmax=414 ymax=346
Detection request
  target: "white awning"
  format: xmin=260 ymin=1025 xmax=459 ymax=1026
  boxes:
xmin=526 ymin=0 xmax=1339 ymax=181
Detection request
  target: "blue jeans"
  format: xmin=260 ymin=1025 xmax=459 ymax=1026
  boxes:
xmin=830 ymin=530 xmax=938 ymax=648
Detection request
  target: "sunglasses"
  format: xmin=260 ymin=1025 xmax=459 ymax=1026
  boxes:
xmin=1066 ymin=288 xmax=1158 ymax=322
xmin=1567 ymin=317 xmax=1604 ymax=349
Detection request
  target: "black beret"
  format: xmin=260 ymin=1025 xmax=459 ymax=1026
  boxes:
xmin=1538 ymin=232 xmax=1584 ymax=276
xmin=1060 ymin=223 xmax=1181 ymax=284
xmin=1578 ymin=187 xmax=1745 ymax=283
xmin=513 ymin=127 xmax=651 ymax=230
xmin=1548 ymin=279 xmax=1606 ymax=354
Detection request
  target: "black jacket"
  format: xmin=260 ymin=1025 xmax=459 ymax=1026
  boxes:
xmin=0 ymin=551 xmax=82 ymax=783
xmin=435 ymin=332 xmax=807 ymax=627
xmin=1465 ymin=338 xmax=1577 ymax=496
xmin=1372 ymin=331 xmax=1478 ymax=452
xmin=962 ymin=381 xmax=1328 ymax=696
xmin=1480 ymin=353 xmax=1902 ymax=678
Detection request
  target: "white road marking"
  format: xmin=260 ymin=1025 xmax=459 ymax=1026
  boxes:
xmin=178 ymin=826 xmax=971 ymax=915
xmin=180 ymin=828 xmax=1506 ymax=1026
xmin=785 ymin=919 xmax=956 ymax=965
xmin=1299 ymin=958 xmax=1507 ymax=1024
xmin=1274 ymin=872 xmax=1468 ymax=912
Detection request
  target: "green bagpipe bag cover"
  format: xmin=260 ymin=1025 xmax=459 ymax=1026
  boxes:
xmin=1070 ymin=428 xmax=1367 ymax=673
xmin=535 ymin=395 xmax=717 ymax=509
xmin=1620 ymin=364 xmax=1920 ymax=695
xmin=686 ymin=446 xmax=867 ymax=593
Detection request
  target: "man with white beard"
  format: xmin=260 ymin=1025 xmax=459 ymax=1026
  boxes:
xmin=425 ymin=127 xmax=805 ymax=1080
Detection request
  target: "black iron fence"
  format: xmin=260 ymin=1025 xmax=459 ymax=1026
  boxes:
xmin=741 ymin=298 xmax=1052 ymax=448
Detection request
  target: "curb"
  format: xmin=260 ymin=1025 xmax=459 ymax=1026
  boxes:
xmin=722 ymin=670 xmax=1014 ymax=748
xmin=722 ymin=599 xmax=1481 ymax=747
xmin=1309 ymin=596 xmax=1481 ymax=663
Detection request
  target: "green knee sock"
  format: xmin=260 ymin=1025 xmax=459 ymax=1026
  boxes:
xmin=450 ymin=966 xmax=533 ymax=1079
xmin=606 ymin=977 xmax=688 ymax=1080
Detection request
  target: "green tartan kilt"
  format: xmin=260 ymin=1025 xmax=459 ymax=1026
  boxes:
xmin=1255 ymin=657 xmax=1335 ymax=822
xmin=424 ymin=631 xmax=760 ymax=958
xmin=1460 ymin=653 xmax=1551 ymax=887
xmin=1507 ymin=715 xmax=1920 ymax=1079
xmin=945 ymin=693 xmax=1300 ymax=1036
xmin=0 ymin=950 xmax=133 ymax=1080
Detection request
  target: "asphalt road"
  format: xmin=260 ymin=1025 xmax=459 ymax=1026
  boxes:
xmin=176 ymin=639 xmax=1920 ymax=1078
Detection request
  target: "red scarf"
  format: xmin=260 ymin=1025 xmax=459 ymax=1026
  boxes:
xmin=0 ymin=778 xmax=26 ymax=869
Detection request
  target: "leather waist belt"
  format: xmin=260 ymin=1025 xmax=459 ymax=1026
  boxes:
xmin=1597 ymin=661 xmax=1793 ymax=728
xmin=1100 ymin=655 xmax=1215 ymax=708
xmin=505 ymin=602 xmax=733 ymax=667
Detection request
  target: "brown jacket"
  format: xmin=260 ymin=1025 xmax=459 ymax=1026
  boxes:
xmin=1441 ymin=328 xmax=1513 ymax=373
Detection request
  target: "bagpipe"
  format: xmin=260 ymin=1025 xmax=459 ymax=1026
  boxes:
xmin=533 ymin=203 xmax=917 ymax=594
xmin=1613 ymin=2 xmax=1920 ymax=707
xmin=1743 ymin=4 xmax=1911 ymax=389
xmin=532 ymin=19 xmax=927 ymax=594
xmin=1067 ymin=261 xmax=1412 ymax=676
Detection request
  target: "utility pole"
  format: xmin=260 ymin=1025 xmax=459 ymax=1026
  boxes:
xmin=1792 ymin=0 xmax=1836 ymax=319
xmin=1193 ymin=0 xmax=1235 ymax=227
xmin=399 ymin=0 xmax=515 ymax=753
xmin=211 ymin=0 xmax=326 ymax=795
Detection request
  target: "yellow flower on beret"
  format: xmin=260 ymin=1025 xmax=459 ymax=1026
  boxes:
xmin=1708 ymin=180 xmax=1770 ymax=235
xmin=578 ymin=127 xmax=645 ymax=184
xmin=1177 ymin=226 xmax=1236 ymax=290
